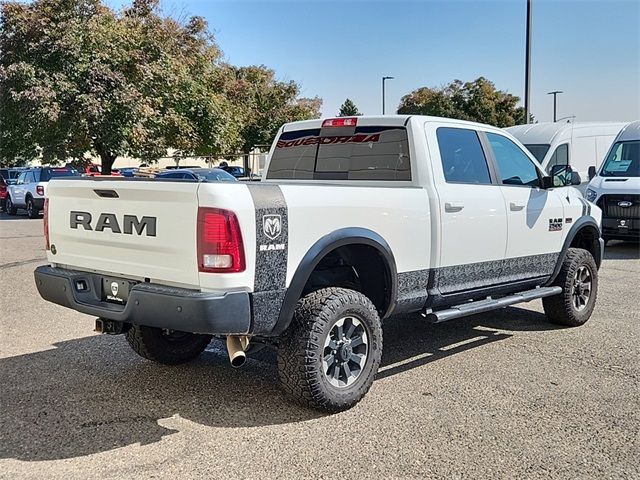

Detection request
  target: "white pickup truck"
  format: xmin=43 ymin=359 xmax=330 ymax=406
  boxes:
xmin=35 ymin=115 xmax=604 ymax=412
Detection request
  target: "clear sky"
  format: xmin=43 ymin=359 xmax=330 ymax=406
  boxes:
xmin=109 ymin=0 xmax=640 ymax=122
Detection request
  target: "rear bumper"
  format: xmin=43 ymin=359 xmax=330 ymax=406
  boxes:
xmin=34 ymin=266 xmax=251 ymax=335
xmin=32 ymin=197 xmax=45 ymax=209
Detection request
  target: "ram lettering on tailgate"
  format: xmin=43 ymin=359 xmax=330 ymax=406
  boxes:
xmin=70 ymin=211 xmax=157 ymax=236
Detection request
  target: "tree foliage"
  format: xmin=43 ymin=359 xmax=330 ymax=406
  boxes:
xmin=397 ymin=77 xmax=527 ymax=127
xmin=216 ymin=64 xmax=321 ymax=155
xmin=0 ymin=0 xmax=320 ymax=171
xmin=338 ymin=98 xmax=361 ymax=117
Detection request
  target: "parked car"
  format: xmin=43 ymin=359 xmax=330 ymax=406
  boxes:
xmin=35 ymin=115 xmax=602 ymax=412
xmin=67 ymin=163 xmax=122 ymax=176
xmin=506 ymin=122 xmax=627 ymax=191
xmin=6 ymin=166 xmax=81 ymax=218
xmin=585 ymin=120 xmax=640 ymax=243
xmin=0 ymin=167 xmax=28 ymax=185
xmin=118 ymin=167 xmax=139 ymax=177
xmin=155 ymin=168 xmax=237 ymax=182
xmin=218 ymin=165 xmax=248 ymax=178
xmin=0 ymin=176 xmax=7 ymax=212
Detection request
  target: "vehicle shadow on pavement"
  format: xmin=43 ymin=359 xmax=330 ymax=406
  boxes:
xmin=0 ymin=306 xmax=556 ymax=462
xmin=603 ymin=241 xmax=640 ymax=260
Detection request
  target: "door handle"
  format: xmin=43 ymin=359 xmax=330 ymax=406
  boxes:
xmin=445 ymin=202 xmax=464 ymax=213
xmin=510 ymin=201 xmax=525 ymax=211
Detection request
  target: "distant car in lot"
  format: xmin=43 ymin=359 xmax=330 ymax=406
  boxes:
xmin=118 ymin=167 xmax=139 ymax=177
xmin=155 ymin=168 xmax=238 ymax=182
xmin=0 ymin=167 xmax=28 ymax=185
xmin=6 ymin=167 xmax=81 ymax=218
xmin=72 ymin=163 xmax=122 ymax=177
xmin=0 ymin=176 xmax=8 ymax=212
xmin=218 ymin=165 xmax=248 ymax=178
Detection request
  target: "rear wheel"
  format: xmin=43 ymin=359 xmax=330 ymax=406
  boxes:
xmin=5 ymin=196 xmax=17 ymax=215
xmin=543 ymin=248 xmax=598 ymax=327
xmin=125 ymin=325 xmax=212 ymax=365
xmin=277 ymin=287 xmax=383 ymax=412
xmin=26 ymin=197 xmax=39 ymax=219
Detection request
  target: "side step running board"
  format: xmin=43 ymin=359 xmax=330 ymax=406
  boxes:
xmin=425 ymin=286 xmax=562 ymax=323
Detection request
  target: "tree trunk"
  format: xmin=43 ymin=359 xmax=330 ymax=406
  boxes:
xmin=96 ymin=144 xmax=117 ymax=175
xmin=243 ymin=152 xmax=250 ymax=175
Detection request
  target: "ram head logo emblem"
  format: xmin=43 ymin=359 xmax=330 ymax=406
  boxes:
xmin=263 ymin=214 xmax=282 ymax=240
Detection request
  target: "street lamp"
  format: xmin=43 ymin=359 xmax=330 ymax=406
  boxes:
xmin=547 ymin=90 xmax=563 ymax=122
xmin=382 ymin=76 xmax=394 ymax=114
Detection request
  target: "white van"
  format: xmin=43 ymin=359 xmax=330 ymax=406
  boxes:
xmin=585 ymin=120 xmax=640 ymax=243
xmin=506 ymin=122 xmax=627 ymax=188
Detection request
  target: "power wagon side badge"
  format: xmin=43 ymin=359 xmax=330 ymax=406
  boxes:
xmin=549 ymin=218 xmax=563 ymax=231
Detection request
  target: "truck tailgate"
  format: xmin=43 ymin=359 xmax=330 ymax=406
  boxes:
xmin=47 ymin=179 xmax=201 ymax=287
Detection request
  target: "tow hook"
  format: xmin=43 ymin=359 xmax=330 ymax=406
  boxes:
xmin=226 ymin=335 xmax=250 ymax=368
xmin=95 ymin=318 xmax=130 ymax=335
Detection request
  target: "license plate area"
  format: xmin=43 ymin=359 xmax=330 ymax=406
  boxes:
xmin=102 ymin=277 xmax=134 ymax=305
xmin=616 ymin=219 xmax=632 ymax=230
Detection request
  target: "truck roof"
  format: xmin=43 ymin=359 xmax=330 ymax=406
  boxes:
xmin=281 ymin=115 xmax=507 ymax=132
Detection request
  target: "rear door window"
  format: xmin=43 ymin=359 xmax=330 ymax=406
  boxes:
xmin=436 ymin=127 xmax=492 ymax=184
xmin=267 ymin=126 xmax=411 ymax=181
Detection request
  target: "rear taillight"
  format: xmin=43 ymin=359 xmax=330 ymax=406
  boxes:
xmin=197 ymin=207 xmax=245 ymax=273
xmin=43 ymin=198 xmax=50 ymax=250
xmin=36 ymin=185 xmax=44 ymax=196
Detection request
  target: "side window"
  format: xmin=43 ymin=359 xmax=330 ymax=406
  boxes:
xmin=546 ymin=144 xmax=569 ymax=173
xmin=436 ymin=127 xmax=492 ymax=184
xmin=16 ymin=172 xmax=27 ymax=184
xmin=487 ymin=133 xmax=540 ymax=187
xmin=27 ymin=172 xmax=36 ymax=183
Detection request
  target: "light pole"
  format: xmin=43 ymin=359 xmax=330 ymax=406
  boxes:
xmin=382 ymin=76 xmax=394 ymax=114
xmin=547 ymin=90 xmax=563 ymax=122
xmin=524 ymin=0 xmax=533 ymax=124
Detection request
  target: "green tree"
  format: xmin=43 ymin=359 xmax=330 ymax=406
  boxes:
xmin=397 ymin=77 xmax=528 ymax=127
xmin=216 ymin=64 xmax=321 ymax=171
xmin=0 ymin=0 xmax=239 ymax=172
xmin=338 ymin=98 xmax=361 ymax=116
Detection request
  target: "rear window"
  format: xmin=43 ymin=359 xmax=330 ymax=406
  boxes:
xmin=41 ymin=168 xmax=81 ymax=181
xmin=267 ymin=126 xmax=411 ymax=181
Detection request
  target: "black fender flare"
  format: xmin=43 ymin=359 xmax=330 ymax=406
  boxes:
xmin=546 ymin=216 xmax=602 ymax=286
xmin=270 ymin=227 xmax=397 ymax=336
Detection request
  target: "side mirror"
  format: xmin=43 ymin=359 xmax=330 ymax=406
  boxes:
xmin=541 ymin=176 xmax=554 ymax=189
xmin=549 ymin=164 xmax=578 ymax=187
xmin=588 ymin=166 xmax=596 ymax=180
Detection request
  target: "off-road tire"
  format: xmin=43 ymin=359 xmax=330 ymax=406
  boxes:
xmin=26 ymin=197 xmax=39 ymax=219
xmin=5 ymin=196 xmax=17 ymax=215
xmin=277 ymin=287 xmax=383 ymax=412
xmin=125 ymin=325 xmax=212 ymax=365
xmin=543 ymin=248 xmax=598 ymax=327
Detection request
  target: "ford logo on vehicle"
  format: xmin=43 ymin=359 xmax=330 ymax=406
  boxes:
xmin=617 ymin=201 xmax=633 ymax=208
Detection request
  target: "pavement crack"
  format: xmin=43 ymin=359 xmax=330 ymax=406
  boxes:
xmin=0 ymin=257 xmax=46 ymax=270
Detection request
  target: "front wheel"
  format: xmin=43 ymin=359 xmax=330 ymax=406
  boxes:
xmin=543 ymin=248 xmax=598 ymax=327
xmin=125 ymin=325 xmax=212 ymax=365
xmin=277 ymin=287 xmax=383 ymax=412
xmin=5 ymin=196 xmax=17 ymax=215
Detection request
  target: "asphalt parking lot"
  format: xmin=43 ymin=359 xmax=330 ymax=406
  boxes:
xmin=1 ymin=212 xmax=639 ymax=479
